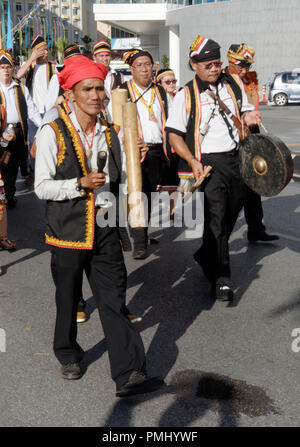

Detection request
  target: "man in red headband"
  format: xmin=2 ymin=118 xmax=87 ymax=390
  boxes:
xmin=35 ymin=56 xmax=163 ymax=397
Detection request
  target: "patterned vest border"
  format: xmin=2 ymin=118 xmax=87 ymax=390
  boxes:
xmin=45 ymin=113 xmax=123 ymax=250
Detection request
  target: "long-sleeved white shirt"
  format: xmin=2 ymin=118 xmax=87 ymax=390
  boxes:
xmin=35 ymin=111 xmax=126 ymax=207
xmin=0 ymin=80 xmax=42 ymax=128
xmin=44 ymin=74 xmax=60 ymax=112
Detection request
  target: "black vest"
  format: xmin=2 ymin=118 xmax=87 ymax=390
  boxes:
xmin=0 ymin=78 xmax=28 ymax=144
xmin=175 ymin=73 xmax=243 ymax=177
xmin=45 ymin=114 xmax=123 ymax=250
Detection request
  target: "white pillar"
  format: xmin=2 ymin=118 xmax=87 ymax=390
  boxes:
xmin=169 ymin=25 xmax=180 ymax=85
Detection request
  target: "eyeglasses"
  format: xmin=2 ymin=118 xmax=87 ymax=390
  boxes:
xmin=132 ymin=62 xmax=153 ymax=70
xmin=236 ymin=64 xmax=252 ymax=71
xmin=163 ymin=79 xmax=177 ymax=85
xmin=201 ymin=61 xmax=223 ymax=70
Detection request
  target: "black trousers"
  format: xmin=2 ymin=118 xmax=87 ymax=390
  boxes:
xmin=244 ymin=125 xmax=265 ymax=234
xmin=195 ymin=150 xmax=247 ymax=282
xmin=51 ymin=252 xmax=86 ymax=311
xmin=244 ymin=186 xmax=265 ymax=234
xmin=1 ymin=126 xmax=29 ymax=202
xmin=52 ymin=225 xmax=146 ymax=388
xmin=130 ymin=145 xmax=167 ymax=250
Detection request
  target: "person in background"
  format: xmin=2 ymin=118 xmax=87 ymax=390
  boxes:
xmin=226 ymin=44 xmax=279 ymax=242
xmin=17 ymin=35 xmax=55 ymax=185
xmin=156 ymin=68 xmax=177 ymax=104
xmin=44 ymin=45 xmax=81 ymax=113
xmin=0 ymin=50 xmax=41 ymax=208
xmin=117 ymin=48 xmax=177 ymax=259
xmin=93 ymin=40 xmax=124 ymax=101
xmin=0 ymin=102 xmax=16 ymax=254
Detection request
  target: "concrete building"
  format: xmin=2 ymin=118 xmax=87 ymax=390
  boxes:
xmin=2 ymin=0 xmax=97 ymax=49
xmin=93 ymin=0 xmax=300 ymax=87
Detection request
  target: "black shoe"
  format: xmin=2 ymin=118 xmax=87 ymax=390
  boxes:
xmin=60 ymin=362 xmax=83 ymax=380
xmin=6 ymin=198 xmax=17 ymax=209
xmin=215 ymin=283 xmax=234 ymax=302
xmin=248 ymin=231 xmax=279 ymax=242
xmin=116 ymin=371 xmax=164 ymax=398
xmin=127 ymin=314 xmax=143 ymax=324
xmin=133 ymin=248 xmax=148 ymax=260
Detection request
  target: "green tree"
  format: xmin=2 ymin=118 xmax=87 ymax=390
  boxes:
xmin=161 ymin=54 xmax=169 ymax=69
xmin=55 ymin=38 xmax=68 ymax=63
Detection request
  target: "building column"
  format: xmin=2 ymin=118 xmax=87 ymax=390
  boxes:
xmin=169 ymin=25 xmax=180 ymax=85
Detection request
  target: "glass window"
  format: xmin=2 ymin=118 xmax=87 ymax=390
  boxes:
xmin=283 ymin=73 xmax=300 ymax=84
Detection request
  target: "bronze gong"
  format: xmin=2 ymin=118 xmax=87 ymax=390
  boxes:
xmin=239 ymin=134 xmax=294 ymax=197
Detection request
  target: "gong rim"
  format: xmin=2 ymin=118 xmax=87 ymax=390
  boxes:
xmin=239 ymin=134 xmax=294 ymax=197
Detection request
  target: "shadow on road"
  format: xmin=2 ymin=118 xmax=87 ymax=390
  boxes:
xmin=2 ymin=186 xmax=49 ymax=274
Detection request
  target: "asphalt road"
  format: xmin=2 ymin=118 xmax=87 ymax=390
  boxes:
xmin=0 ymin=104 xmax=300 ymax=428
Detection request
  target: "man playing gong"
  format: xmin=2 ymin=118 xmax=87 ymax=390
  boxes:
xmin=166 ymin=35 xmax=261 ymax=302
xmin=226 ymin=44 xmax=279 ymax=243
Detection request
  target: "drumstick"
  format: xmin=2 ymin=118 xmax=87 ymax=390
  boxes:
xmin=182 ymin=165 xmax=212 ymax=205
xmin=260 ymin=123 xmax=268 ymax=134
xmin=191 ymin=166 xmax=212 ymax=193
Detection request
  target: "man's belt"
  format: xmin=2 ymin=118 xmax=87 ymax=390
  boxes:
xmin=146 ymin=143 xmax=163 ymax=150
xmin=8 ymin=123 xmax=22 ymax=128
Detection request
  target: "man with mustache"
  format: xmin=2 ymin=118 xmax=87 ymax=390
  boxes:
xmin=225 ymin=44 xmax=279 ymax=243
xmin=166 ymin=35 xmax=262 ymax=302
xmin=34 ymin=56 xmax=163 ymax=397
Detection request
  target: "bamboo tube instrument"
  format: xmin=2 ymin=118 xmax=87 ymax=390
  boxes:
xmin=123 ymin=102 xmax=146 ymax=228
xmin=111 ymin=88 xmax=128 ymax=130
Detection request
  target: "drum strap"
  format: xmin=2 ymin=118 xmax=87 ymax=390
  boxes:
xmin=205 ymin=89 xmax=248 ymax=142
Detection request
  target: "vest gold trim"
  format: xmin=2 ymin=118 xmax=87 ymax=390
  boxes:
xmin=49 ymin=121 xmax=67 ymax=167
xmin=45 ymin=114 xmax=95 ymax=250
xmin=45 ymin=190 xmax=95 ymax=250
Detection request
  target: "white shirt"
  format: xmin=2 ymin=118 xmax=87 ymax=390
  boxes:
xmin=108 ymin=81 xmax=163 ymax=144
xmin=0 ymin=80 xmax=42 ymax=127
xmin=35 ymin=111 xmax=126 ymax=207
xmin=104 ymin=69 xmax=124 ymax=100
xmin=166 ymin=76 xmax=254 ymax=154
xmin=30 ymin=64 xmax=53 ymax=114
xmin=104 ymin=70 xmax=114 ymax=100
xmin=44 ymin=74 xmax=60 ymax=112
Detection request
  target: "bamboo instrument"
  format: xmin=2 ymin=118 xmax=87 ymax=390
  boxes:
xmin=123 ymin=102 xmax=146 ymax=228
xmin=111 ymin=88 xmax=128 ymax=131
